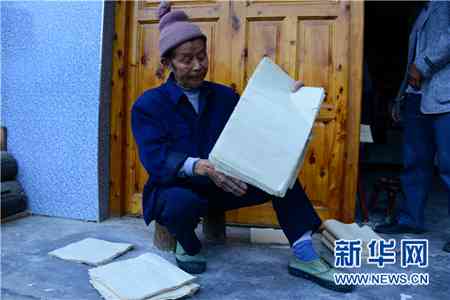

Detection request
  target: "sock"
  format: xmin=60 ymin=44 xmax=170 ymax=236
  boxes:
xmin=293 ymin=230 xmax=312 ymax=245
xmin=292 ymin=231 xmax=319 ymax=262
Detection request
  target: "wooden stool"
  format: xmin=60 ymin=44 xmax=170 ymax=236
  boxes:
xmin=369 ymin=177 xmax=402 ymax=223
xmin=153 ymin=210 xmax=226 ymax=251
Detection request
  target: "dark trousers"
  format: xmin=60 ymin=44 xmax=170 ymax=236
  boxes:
xmin=399 ymin=94 xmax=450 ymax=228
xmin=155 ymin=180 xmax=322 ymax=255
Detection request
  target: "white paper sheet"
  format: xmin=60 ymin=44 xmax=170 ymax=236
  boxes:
xmin=89 ymin=253 xmax=197 ymax=300
xmin=48 ymin=238 xmax=133 ymax=266
xmin=209 ymin=57 xmax=324 ymax=197
xmin=91 ymin=279 xmax=199 ymax=300
xmin=360 ymin=124 xmax=374 ymax=143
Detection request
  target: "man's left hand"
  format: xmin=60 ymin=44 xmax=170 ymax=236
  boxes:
xmin=408 ymin=64 xmax=422 ymax=90
xmin=195 ymin=159 xmax=248 ymax=196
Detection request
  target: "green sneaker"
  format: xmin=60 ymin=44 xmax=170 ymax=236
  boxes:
xmin=288 ymin=257 xmax=355 ymax=293
xmin=175 ymin=242 xmax=206 ymax=274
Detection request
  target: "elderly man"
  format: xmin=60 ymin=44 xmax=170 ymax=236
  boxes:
xmin=375 ymin=1 xmax=450 ymax=253
xmin=131 ymin=1 xmax=353 ymax=292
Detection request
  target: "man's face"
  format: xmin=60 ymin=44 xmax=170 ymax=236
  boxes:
xmin=165 ymin=38 xmax=208 ymax=89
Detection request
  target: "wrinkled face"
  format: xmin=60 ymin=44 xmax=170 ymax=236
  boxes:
xmin=163 ymin=38 xmax=208 ymax=89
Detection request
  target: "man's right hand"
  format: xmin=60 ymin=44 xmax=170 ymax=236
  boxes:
xmin=407 ymin=64 xmax=422 ymax=90
xmin=391 ymin=95 xmax=405 ymax=123
xmin=194 ymin=159 xmax=247 ymax=197
xmin=391 ymin=101 xmax=401 ymax=123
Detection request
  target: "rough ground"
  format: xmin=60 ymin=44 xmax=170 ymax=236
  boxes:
xmin=2 ymin=178 xmax=449 ymax=300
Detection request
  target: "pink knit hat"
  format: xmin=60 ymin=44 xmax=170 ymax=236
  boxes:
xmin=158 ymin=1 xmax=206 ymax=57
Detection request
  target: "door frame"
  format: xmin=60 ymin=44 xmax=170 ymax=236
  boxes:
xmin=110 ymin=0 xmax=130 ymax=216
xmin=343 ymin=1 xmax=363 ymax=222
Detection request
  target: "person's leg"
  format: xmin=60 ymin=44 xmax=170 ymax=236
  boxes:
xmin=433 ymin=112 xmax=450 ymax=253
xmin=201 ymin=182 xmax=323 ymax=261
xmin=271 ymin=182 xmax=322 ymax=245
xmin=172 ymin=179 xmax=319 ymax=249
xmin=200 ymin=181 xmax=321 ymax=246
xmin=156 ymin=186 xmax=208 ymax=255
xmin=398 ymin=94 xmax=435 ymax=229
xmin=433 ymin=112 xmax=450 ymax=215
xmin=186 ymin=181 xmax=351 ymax=291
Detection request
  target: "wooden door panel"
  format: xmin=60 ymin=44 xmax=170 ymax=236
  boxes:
xmin=226 ymin=0 xmax=351 ymax=225
xmin=138 ymin=24 xmax=164 ymax=99
xmin=195 ymin=22 xmax=218 ymax=82
xmin=297 ymin=19 xmax=337 ymax=104
xmin=225 ymin=202 xmax=333 ymax=227
xmin=245 ymin=18 xmax=287 ymax=79
xmin=300 ymin=122 xmax=331 ymax=207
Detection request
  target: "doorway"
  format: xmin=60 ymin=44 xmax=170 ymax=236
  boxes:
xmin=358 ymin=1 xmax=427 ymax=221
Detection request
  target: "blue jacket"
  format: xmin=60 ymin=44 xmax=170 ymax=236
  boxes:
xmin=131 ymin=74 xmax=239 ymax=225
xmin=397 ymin=1 xmax=450 ymax=113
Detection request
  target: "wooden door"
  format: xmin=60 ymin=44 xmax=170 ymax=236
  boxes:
xmin=110 ymin=0 xmax=363 ymax=225
xmin=225 ymin=0 xmax=362 ymax=226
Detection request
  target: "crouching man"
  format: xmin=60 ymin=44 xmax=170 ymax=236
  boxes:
xmin=131 ymin=1 xmax=354 ymax=293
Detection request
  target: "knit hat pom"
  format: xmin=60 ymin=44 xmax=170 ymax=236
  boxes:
xmin=158 ymin=1 xmax=171 ymax=20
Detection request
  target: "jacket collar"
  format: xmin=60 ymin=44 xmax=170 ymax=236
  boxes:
xmin=164 ymin=73 xmax=213 ymax=105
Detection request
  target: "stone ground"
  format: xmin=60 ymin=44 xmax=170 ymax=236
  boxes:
xmin=2 ymin=175 xmax=449 ymax=300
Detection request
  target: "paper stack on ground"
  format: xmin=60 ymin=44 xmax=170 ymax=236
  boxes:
xmin=48 ymin=238 xmax=133 ymax=266
xmin=89 ymin=253 xmax=199 ymax=300
xmin=209 ymin=57 xmax=325 ymax=197
xmin=320 ymin=219 xmax=383 ymax=259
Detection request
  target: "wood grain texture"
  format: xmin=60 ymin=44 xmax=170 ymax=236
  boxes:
xmin=342 ymin=0 xmax=364 ymax=222
xmin=124 ymin=2 xmax=141 ymax=215
xmin=226 ymin=0 xmax=359 ymax=226
xmin=110 ymin=0 xmax=129 ymax=216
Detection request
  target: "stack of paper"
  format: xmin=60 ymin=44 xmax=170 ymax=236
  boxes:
xmin=209 ymin=57 xmax=325 ymax=197
xmin=48 ymin=238 xmax=134 ymax=266
xmin=320 ymin=219 xmax=383 ymax=259
xmin=89 ymin=253 xmax=199 ymax=300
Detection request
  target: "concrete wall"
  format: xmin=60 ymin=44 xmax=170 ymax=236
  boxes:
xmin=1 ymin=1 xmax=110 ymax=221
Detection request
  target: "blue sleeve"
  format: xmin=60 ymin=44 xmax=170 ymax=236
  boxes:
xmin=415 ymin=2 xmax=450 ymax=78
xmin=131 ymin=101 xmax=188 ymax=185
xmin=178 ymin=157 xmax=200 ymax=177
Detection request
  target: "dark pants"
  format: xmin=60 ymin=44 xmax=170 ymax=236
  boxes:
xmin=155 ymin=180 xmax=322 ymax=255
xmin=399 ymin=94 xmax=450 ymax=228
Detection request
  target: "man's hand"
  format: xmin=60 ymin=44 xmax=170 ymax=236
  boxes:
xmin=408 ymin=64 xmax=422 ymax=90
xmin=391 ymin=101 xmax=402 ymax=123
xmin=291 ymin=80 xmax=304 ymax=93
xmin=193 ymin=159 xmax=215 ymax=176
xmin=194 ymin=159 xmax=247 ymax=197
